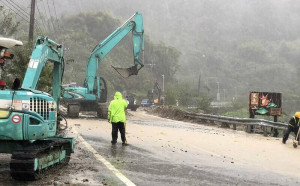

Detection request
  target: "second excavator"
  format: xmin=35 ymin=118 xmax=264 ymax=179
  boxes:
xmin=63 ymin=12 xmax=144 ymax=118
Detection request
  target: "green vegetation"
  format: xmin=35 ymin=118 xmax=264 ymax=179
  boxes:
xmin=56 ymin=11 xmax=180 ymax=100
xmin=0 ymin=6 xmax=19 ymax=37
xmin=3 ymin=0 xmax=300 ymax=117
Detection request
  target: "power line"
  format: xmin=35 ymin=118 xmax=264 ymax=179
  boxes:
xmin=0 ymin=0 xmax=29 ymax=23
xmin=6 ymin=0 xmax=44 ymax=34
xmin=51 ymin=0 xmax=61 ymax=31
xmin=5 ymin=0 xmax=30 ymax=19
xmin=41 ymin=0 xmax=54 ymax=33
xmin=45 ymin=0 xmax=56 ymax=32
xmin=9 ymin=0 xmax=46 ymax=33
xmin=36 ymin=0 xmax=48 ymax=33
xmin=0 ymin=0 xmax=43 ymax=34
xmin=51 ymin=0 xmax=58 ymax=21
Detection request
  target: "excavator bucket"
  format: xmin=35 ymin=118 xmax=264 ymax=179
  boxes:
xmin=112 ymin=65 xmax=141 ymax=78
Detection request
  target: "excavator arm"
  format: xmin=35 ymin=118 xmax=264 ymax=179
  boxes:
xmin=85 ymin=12 xmax=144 ymax=93
xmin=21 ymin=36 xmax=64 ymax=108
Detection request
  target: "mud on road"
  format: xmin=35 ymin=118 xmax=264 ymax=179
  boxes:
xmin=0 ymin=126 xmax=123 ymax=186
xmin=0 ymin=110 xmax=300 ymax=185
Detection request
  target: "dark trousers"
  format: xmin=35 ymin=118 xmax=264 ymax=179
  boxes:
xmin=111 ymin=122 xmax=126 ymax=144
xmin=283 ymin=126 xmax=300 ymax=143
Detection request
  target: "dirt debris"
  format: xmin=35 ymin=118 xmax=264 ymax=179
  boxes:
xmin=148 ymin=106 xmax=193 ymax=121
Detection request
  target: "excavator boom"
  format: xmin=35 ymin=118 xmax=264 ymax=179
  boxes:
xmin=85 ymin=12 xmax=144 ymax=93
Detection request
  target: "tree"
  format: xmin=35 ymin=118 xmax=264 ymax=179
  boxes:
xmin=0 ymin=6 xmax=20 ymax=37
xmin=58 ymin=11 xmax=180 ymax=98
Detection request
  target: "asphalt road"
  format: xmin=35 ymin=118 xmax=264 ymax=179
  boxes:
xmin=0 ymin=110 xmax=300 ymax=185
xmin=71 ymin=110 xmax=300 ymax=185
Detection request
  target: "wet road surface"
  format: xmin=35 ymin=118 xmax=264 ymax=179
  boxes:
xmin=74 ymin=110 xmax=300 ymax=185
xmin=0 ymin=110 xmax=300 ymax=185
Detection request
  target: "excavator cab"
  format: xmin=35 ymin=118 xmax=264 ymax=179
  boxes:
xmin=0 ymin=38 xmax=23 ymax=90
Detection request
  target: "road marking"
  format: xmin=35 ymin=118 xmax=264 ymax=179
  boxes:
xmin=72 ymin=128 xmax=136 ymax=186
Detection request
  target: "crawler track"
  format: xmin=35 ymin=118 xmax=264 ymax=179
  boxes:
xmin=10 ymin=140 xmax=72 ymax=180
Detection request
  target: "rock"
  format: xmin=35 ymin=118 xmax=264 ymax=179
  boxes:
xmin=83 ymin=179 xmax=89 ymax=182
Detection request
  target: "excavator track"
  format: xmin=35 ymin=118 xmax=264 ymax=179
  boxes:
xmin=10 ymin=140 xmax=72 ymax=181
xmin=97 ymin=103 xmax=108 ymax=119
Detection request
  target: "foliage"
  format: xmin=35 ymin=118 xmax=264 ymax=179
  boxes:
xmin=51 ymin=0 xmax=300 ymax=114
xmin=4 ymin=41 xmax=52 ymax=91
xmin=0 ymin=6 xmax=20 ymax=37
xmin=196 ymin=94 xmax=213 ymax=113
xmin=5 ymin=42 xmax=32 ymax=87
xmin=223 ymin=108 xmax=249 ymax=118
xmin=6 ymin=0 xmax=300 ymax=115
xmin=57 ymin=11 xmax=180 ymax=99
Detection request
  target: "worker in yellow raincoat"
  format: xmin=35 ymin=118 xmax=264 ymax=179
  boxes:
xmin=282 ymin=112 xmax=300 ymax=144
xmin=108 ymin=92 xmax=128 ymax=145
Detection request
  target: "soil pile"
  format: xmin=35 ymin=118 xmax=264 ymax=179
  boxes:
xmin=148 ymin=106 xmax=193 ymax=121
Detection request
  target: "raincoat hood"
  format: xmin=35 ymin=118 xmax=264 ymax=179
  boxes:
xmin=295 ymin=112 xmax=300 ymax=118
xmin=108 ymin=91 xmax=128 ymax=123
xmin=114 ymin=92 xmax=123 ymax=100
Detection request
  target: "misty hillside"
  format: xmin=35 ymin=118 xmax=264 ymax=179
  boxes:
xmin=50 ymin=0 xmax=300 ymax=97
xmin=56 ymin=11 xmax=179 ymax=99
xmin=3 ymin=0 xmax=300 ymax=113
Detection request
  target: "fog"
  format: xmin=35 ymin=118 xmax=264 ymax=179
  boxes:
xmin=2 ymin=0 xmax=300 ymax=113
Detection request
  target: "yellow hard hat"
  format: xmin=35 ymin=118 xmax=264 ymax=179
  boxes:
xmin=294 ymin=112 xmax=300 ymax=118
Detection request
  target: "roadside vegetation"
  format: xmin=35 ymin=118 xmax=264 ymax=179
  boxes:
xmin=1 ymin=1 xmax=300 ymax=120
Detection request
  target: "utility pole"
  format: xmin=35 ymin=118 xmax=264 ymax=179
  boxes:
xmin=29 ymin=0 xmax=36 ymax=41
xmin=162 ymin=74 xmax=165 ymax=93
xmin=198 ymin=74 xmax=201 ymax=96
xmin=217 ymin=82 xmax=220 ymax=101
xmin=162 ymin=74 xmax=165 ymax=106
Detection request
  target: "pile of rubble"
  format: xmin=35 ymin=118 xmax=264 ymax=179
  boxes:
xmin=148 ymin=106 xmax=192 ymax=121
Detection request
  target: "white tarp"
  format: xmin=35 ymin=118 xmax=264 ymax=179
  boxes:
xmin=0 ymin=38 xmax=23 ymax=49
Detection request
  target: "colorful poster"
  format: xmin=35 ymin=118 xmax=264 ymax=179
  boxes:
xmin=249 ymin=92 xmax=282 ymax=116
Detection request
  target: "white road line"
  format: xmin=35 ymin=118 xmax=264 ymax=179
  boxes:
xmin=72 ymin=128 xmax=136 ymax=186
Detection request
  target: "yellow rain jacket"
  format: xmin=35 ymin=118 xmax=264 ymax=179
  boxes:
xmin=108 ymin=92 xmax=128 ymax=123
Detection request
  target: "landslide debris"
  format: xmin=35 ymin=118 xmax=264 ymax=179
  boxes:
xmin=147 ymin=106 xmax=200 ymax=122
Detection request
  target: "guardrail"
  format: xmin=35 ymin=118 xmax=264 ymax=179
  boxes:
xmin=185 ymin=113 xmax=288 ymax=136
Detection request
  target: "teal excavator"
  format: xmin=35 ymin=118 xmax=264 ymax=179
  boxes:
xmin=63 ymin=12 xmax=144 ymax=118
xmin=0 ymin=36 xmax=74 ymax=180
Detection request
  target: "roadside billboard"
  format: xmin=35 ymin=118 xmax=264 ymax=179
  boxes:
xmin=249 ymin=92 xmax=282 ymax=117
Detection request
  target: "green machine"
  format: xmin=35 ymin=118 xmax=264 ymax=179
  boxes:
xmin=0 ymin=36 xmax=74 ymax=180
xmin=63 ymin=12 xmax=144 ymax=118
